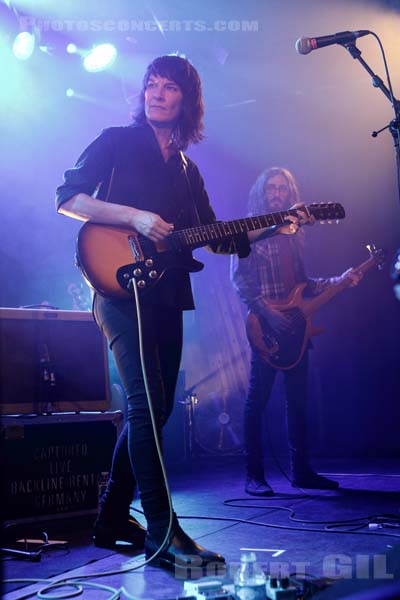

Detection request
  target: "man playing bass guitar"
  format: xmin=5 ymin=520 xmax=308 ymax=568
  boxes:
xmin=231 ymin=167 xmax=362 ymax=496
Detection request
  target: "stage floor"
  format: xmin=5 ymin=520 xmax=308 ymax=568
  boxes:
xmin=2 ymin=457 xmax=400 ymax=600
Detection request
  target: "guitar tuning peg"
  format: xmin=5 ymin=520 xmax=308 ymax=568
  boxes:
xmin=335 ymin=219 xmax=340 ymax=225
xmin=327 ymin=220 xmax=333 ymax=225
xmin=320 ymin=220 xmax=326 ymax=225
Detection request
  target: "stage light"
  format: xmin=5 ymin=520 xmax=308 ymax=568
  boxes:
xmin=66 ymin=88 xmax=75 ymax=97
xmin=39 ymin=45 xmax=54 ymax=55
xmin=12 ymin=31 xmax=35 ymax=60
xmin=66 ymin=43 xmax=77 ymax=54
xmin=83 ymin=43 xmax=117 ymax=73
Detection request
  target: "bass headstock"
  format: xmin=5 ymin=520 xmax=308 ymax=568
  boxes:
xmin=366 ymin=243 xmax=386 ymax=270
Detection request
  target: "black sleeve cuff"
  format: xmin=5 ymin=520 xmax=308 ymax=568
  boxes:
xmin=235 ymin=233 xmax=251 ymax=258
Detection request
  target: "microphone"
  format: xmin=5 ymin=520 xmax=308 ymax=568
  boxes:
xmin=295 ymin=30 xmax=370 ymax=55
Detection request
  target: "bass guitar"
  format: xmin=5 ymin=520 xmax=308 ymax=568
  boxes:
xmin=246 ymin=244 xmax=385 ymax=370
xmin=76 ymin=203 xmax=345 ymax=299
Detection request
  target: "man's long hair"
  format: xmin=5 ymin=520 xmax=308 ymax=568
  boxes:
xmin=247 ymin=167 xmax=301 ymax=215
xmin=134 ymin=54 xmax=204 ymax=150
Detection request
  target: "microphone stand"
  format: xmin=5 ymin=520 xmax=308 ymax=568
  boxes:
xmin=343 ymin=43 xmax=400 ymax=209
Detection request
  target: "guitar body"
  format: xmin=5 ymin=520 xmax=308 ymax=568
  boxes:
xmin=246 ymin=284 xmax=317 ymax=371
xmin=76 ymin=223 xmax=204 ymax=298
xmin=245 ymin=244 xmax=384 ymax=370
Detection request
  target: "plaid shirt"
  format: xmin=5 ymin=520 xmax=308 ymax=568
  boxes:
xmin=231 ymin=230 xmax=331 ymax=307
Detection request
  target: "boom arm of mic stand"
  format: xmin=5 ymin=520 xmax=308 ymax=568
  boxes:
xmin=343 ymin=43 xmax=400 ymax=210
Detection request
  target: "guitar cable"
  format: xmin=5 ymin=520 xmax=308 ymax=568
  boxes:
xmin=2 ymin=282 xmax=174 ymax=600
xmin=130 ymin=276 xmax=175 ymax=565
xmin=13 ymin=281 xmax=179 ymax=593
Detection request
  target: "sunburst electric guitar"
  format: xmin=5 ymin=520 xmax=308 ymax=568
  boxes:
xmin=246 ymin=244 xmax=385 ymax=371
xmin=76 ymin=203 xmax=345 ymax=299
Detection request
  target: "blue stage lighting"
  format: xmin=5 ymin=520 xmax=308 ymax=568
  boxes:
xmin=66 ymin=88 xmax=75 ymax=97
xmin=83 ymin=43 xmax=117 ymax=72
xmin=66 ymin=43 xmax=77 ymax=54
xmin=12 ymin=31 xmax=35 ymax=60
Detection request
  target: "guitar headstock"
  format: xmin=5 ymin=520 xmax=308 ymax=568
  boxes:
xmin=366 ymin=243 xmax=386 ymax=269
xmin=308 ymin=202 xmax=346 ymax=223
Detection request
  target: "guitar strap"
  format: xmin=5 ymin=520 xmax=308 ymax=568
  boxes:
xmin=104 ymin=167 xmax=116 ymax=203
xmin=101 ymin=154 xmax=197 ymax=223
xmin=104 ymin=167 xmax=115 ymax=202
xmin=179 ymin=151 xmax=202 ymax=226
xmin=92 ymin=167 xmax=115 ymax=203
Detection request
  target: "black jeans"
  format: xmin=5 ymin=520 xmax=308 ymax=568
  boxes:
xmin=93 ymin=294 xmax=183 ymax=530
xmin=244 ymin=350 xmax=309 ymax=481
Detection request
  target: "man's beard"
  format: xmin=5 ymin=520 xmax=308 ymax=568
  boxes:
xmin=268 ymin=197 xmax=289 ymax=211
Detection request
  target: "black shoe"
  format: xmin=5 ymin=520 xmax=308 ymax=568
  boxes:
xmin=245 ymin=477 xmax=274 ymax=496
xmin=292 ymin=470 xmax=339 ymax=490
xmin=145 ymin=523 xmax=225 ymax=573
xmin=93 ymin=516 xmax=146 ymax=549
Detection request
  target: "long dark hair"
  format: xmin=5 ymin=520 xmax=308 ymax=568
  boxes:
xmin=134 ymin=54 xmax=204 ymax=150
xmin=247 ymin=167 xmax=301 ymax=215
xmin=248 ymin=166 xmax=305 ymax=246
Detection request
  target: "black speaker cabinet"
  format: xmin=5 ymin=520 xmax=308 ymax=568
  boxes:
xmin=0 ymin=308 xmax=110 ymax=414
xmin=1 ymin=411 xmax=123 ymax=522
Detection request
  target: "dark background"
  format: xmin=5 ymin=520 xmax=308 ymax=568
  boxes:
xmin=0 ymin=0 xmax=399 ymax=459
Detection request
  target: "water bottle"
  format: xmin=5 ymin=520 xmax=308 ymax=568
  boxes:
xmin=234 ymin=552 xmax=266 ymax=600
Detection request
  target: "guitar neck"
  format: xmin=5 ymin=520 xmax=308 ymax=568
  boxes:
xmin=170 ymin=204 xmax=344 ymax=250
xmin=171 ymin=212 xmax=291 ymax=250
xmin=305 ymin=254 xmax=378 ymax=314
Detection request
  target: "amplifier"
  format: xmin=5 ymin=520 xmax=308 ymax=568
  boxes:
xmin=1 ymin=411 xmax=123 ymax=523
xmin=0 ymin=308 xmax=110 ymax=414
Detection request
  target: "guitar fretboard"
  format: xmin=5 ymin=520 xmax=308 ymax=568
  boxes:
xmin=171 ymin=210 xmax=299 ymax=250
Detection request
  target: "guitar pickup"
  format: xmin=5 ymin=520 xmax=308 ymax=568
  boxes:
xmin=128 ymin=236 xmax=142 ymax=260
